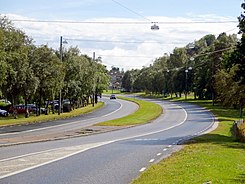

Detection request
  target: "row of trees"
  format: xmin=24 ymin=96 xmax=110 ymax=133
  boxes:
xmin=0 ymin=16 xmax=110 ymax=114
xmin=122 ymin=3 xmax=245 ymax=116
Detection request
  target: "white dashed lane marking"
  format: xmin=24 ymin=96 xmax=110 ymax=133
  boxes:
xmin=149 ymin=159 xmax=155 ymax=163
xmin=139 ymin=167 xmax=146 ymax=172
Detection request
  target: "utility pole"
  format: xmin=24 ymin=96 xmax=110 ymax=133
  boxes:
xmin=58 ymin=36 xmax=67 ymax=114
xmin=92 ymin=52 xmax=96 ymax=107
xmin=58 ymin=36 xmax=63 ymax=115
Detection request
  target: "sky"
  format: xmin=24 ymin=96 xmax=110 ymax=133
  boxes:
xmin=0 ymin=0 xmax=244 ymax=70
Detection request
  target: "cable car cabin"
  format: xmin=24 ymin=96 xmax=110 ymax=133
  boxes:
xmin=151 ymin=24 xmax=159 ymax=30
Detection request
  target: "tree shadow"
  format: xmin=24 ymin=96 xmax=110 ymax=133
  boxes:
xmin=123 ymin=136 xmax=181 ymax=146
xmin=184 ymin=133 xmax=245 ymax=150
xmin=121 ymin=133 xmax=245 ymax=150
xmin=229 ymin=174 xmax=245 ymax=183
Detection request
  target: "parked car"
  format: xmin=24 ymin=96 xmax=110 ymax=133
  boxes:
xmin=0 ymin=109 xmax=9 ymax=117
xmin=8 ymin=104 xmax=46 ymax=114
xmin=27 ymin=104 xmax=46 ymax=114
xmin=8 ymin=105 xmax=26 ymax=114
xmin=110 ymin=94 xmax=116 ymax=99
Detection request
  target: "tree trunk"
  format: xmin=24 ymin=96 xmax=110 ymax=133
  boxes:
xmin=240 ymin=104 xmax=244 ymax=117
xmin=37 ymin=89 xmax=42 ymax=116
xmin=25 ymin=98 xmax=29 ymax=118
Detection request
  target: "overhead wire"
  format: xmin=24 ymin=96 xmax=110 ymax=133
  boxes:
xmin=194 ymin=46 xmax=236 ymax=58
xmin=99 ymin=55 xmax=159 ymax=58
xmin=99 ymin=46 xmax=236 ymax=69
xmin=10 ymin=19 xmax=237 ymax=24
xmin=66 ymin=38 xmax=186 ymax=45
xmin=111 ymin=0 xmax=152 ymax=22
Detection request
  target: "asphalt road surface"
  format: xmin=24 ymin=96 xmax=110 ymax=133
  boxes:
xmin=0 ymin=98 xmax=215 ymax=184
xmin=0 ymin=97 xmax=138 ymax=145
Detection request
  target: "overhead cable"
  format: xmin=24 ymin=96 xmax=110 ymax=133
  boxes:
xmin=11 ymin=19 xmax=237 ymax=24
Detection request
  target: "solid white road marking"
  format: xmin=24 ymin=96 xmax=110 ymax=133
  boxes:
xmin=101 ymin=100 xmax=123 ymax=117
xmin=0 ymin=141 xmax=114 ymax=179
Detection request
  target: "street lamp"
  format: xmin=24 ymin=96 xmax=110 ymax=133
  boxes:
xmin=58 ymin=36 xmax=67 ymax=115
xmin=185 ymin=59 xmax=193 ymax=100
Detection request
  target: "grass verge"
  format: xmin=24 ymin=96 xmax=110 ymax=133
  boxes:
xmin=103 ymin=89 xmax=121 ymax=94
xmin=96 ymin=96 xmax=162 ymax=126
xmin=0 ymin=102 xmax=104 ymax=127
xmin=133 ymin=97 xmax=245 ymax=184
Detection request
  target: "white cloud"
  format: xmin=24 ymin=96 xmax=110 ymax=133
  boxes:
xmin=5 ymin=13 xmax=239 ymax=70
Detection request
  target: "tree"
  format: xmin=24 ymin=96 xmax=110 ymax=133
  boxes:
xmin=121 ymin=71 xmax=132 ymax=92
xmin=231 ymin=1 xmax=245 ymax=85
xmin=30 ymin=45 xmax=64 ymax=114
xmin=0 ymin=16 xmax=35 ymax=105
xmin=214 ymin=1 xmax=245 ymax=116
xmin=0 ymin=28 xmax=8 ymax=96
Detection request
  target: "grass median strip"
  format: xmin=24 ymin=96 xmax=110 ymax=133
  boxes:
xmin=0 ymin=102 xmax=104 ymax=127
xmin=96 ymin=97 xmax=162 ymax=126
xmin=132 ymin=99 xmax=245 ymax=184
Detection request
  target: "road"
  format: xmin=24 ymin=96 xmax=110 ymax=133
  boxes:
xmin=0 ymin=97 xmax=138 ymax=145
xmin=0 ymin=98 xmax=215 ymax=184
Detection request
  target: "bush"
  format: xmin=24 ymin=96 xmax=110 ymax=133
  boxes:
xmin=232 ymin=119 xmax=245 ymax=143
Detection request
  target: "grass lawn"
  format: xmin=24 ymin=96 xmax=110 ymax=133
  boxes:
xmin=133 ymin=96 xmax=245 ymax=184
xmin=96 ymin=96 xmax=162 ymax=126
xmin=0 ymin=102 xmax=104 ymax=127
xmin=103 ymin=89 xmax=121 ymax=94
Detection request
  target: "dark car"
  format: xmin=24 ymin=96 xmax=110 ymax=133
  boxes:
xmin=110 ymin=94 xmax=116 ymax=99
xmin=0 ymin=109 xmax=9 ymax=117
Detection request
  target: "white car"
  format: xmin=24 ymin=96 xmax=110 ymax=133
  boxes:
xmin=0 ymin=109 xmax=8 ymax=117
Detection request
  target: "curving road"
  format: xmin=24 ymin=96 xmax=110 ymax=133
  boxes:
xmin=0 ymin=97 xmax=138 ymax=146
xmin=0 ymin=98 xmax=215 ymax=184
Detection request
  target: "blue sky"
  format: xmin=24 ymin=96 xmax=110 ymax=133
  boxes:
xmin=0 ymin=0 xmax=244 ymax=70
xmin=1 ymin=0 xmax=242 ymax=19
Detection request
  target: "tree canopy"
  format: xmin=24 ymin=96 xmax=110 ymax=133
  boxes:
xmin=0 ymin=16 xmax=109 ymax=115
xmin=122 ymin=26 xmax=244 ymax=115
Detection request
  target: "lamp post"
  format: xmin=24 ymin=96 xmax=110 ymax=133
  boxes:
xmin=166 ymin=69 xmax=171 ymax=98
xmin=185 ymin=67 xmax=188 ymax=100
xmin=58 ymin=36 xmax=67 ymax=115
xmin=92 ymin=52 xmax=102 ymax=106
xmin=185 ymin=57 xmax=194 ymax=100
